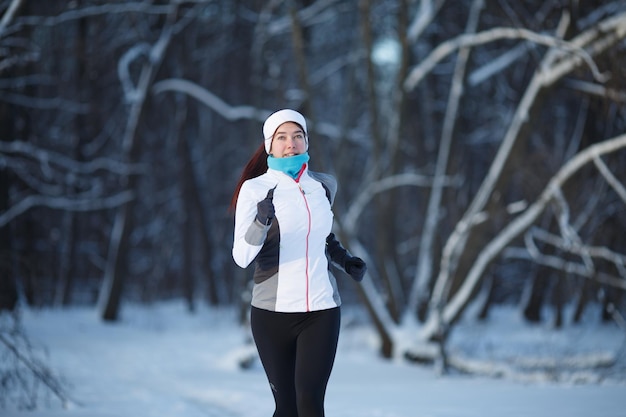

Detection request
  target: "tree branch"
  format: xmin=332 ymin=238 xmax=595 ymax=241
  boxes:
xmin=0 ymin=0 xmax=24 ymax=36
xmin=593 ymin=155 xmax=626 ymax=204
xmin=343 ymin=172 xmax=457 ymax=235
xmin=0 ymin=140 xmax=145 ymax=176
xmin=527 ymin=227 xmax=626 ymax=277
xmin=404 ymin=11 xmax=626 ymax=91
xmin=152 ymin=78 xmax=368 ymax=145
xmin=2 ymin=2 xmax=174 ymax=36
xmin=0 ymin=191 xmax=135 ymax=228
xmin=407 ymin=0 xmax=446 ymax=42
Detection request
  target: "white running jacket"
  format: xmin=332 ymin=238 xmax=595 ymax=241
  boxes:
xmin=232 ymin=166 xmax=341 ymax=312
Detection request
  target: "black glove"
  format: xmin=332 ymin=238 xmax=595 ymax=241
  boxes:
xmin=345 ymin=256 xmax=367 ymax=282
xmin=256 ymin=187 xmax=276 ymax=225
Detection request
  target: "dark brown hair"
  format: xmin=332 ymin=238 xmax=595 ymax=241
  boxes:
xmin=229 ymin=143 xmax=268 ymax=213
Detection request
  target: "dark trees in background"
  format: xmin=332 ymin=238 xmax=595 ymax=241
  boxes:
xmin=1 ymin=0 xmax=625 ymax=361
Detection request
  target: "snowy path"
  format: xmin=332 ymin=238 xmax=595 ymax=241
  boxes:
xmin=3 ymin=302 xmax=625 ymax=417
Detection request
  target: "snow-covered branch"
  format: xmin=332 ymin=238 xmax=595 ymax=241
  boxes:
xmin=593 ymin=155 xmax=626 ymax=204
xmin=551 ymin=188 xmax=595 ymax=274
xmin=404 ymin=11 xmax=626 ymax=91
xmin=0 ymin=0 xmax=24 ymax=36
xmin=467 ymin=42 xmax=528 ymax=86
xmin=342 ymin=172 xmax=457 ymax=235
xmin=0 ymin=190 xmax=135 ymax=228
xmin=152 ymin=78 xmax=261 ymax=121
xmin=564 ymin=79 xmax=626 ymax=103
xmin=118 ymin=43 xmax=152 ymax=104
xmin=0 ymin=140 xmax=145 ymax=176
xmin=407 ymin=0 xmax=446 ymax=42
xmin=446 ymin=351 xmax=616 ymax=384
xmin=265 ymin=0 xmax=342 ymax=35
xmin=0 ymin=91 xmax=88 ymax=113
xmin=2 ymin=2 xmax=175 ymax=37
xmin=505 ymin=247 xmax=626 ymax=291
xmin=152 ymin=78 xmax=368 ymax=145
xmin=524 ymin=227 xmax=626 ymax=279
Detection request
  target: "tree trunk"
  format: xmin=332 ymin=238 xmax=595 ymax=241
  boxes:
xmin=476 ymin=272 xmax=495 ymax=321
xmin=99 ymin=204 xmax=131 ymax=321
xmin=98 ymin=9 xmax=178 ymax=321
xmin=0 ymin=169 xmax=17 ymax=311
xmin=522 ymin=268 xmax=548 ymax=323
xmin=54 ymin=211 xmax=76 ymax=307
xmin=0 ymin=90 xmax=18 ymax=310
xmin=572 ymin=278 xmax=593 ymax=323
xmin=187 ymin=137 xmax=219 ymax=306
xmin=175 ymin=96 xmax=195 ymax=313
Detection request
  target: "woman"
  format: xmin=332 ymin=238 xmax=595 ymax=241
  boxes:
xmin=230 ymin=109 xmax=366 ymax=417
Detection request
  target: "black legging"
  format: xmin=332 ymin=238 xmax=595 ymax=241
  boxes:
xmin=250 ymin=306 xmax=341 ymax=417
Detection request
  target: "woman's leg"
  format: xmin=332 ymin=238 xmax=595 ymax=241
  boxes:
xmin=294 ymin=307 xmax=341 ymax=417
xmin=250 ymin=306 xmax=299 ymax=417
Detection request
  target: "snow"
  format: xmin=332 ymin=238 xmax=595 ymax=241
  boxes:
xmin=3 ymin=301 xmax=625 ymax=417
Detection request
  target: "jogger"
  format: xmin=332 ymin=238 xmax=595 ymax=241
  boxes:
xmin=231 ymin=109 xmax=367 ymax=417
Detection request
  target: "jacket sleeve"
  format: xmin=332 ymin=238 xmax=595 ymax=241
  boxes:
xmin=232 ymin=181 xmax=269 ymax=268
xmin=326 ymin=232 xmax=348 ymax=270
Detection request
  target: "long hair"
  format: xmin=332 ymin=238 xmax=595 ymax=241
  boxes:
xmin=229 ymin=143 xmax=268 ymax=213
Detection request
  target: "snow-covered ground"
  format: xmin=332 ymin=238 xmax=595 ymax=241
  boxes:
xmin=3 ymin=301 xmax=625 ymax=417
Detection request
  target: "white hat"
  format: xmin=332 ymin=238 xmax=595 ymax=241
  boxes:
xmin=263 ymin=109 xmax=308 ymax=154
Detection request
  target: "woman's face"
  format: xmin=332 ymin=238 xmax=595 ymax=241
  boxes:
xmin=270 ymin=122 xmax=307 ymax=158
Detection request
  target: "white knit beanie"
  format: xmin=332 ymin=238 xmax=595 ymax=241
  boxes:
xmin=263 ymin=109 xmax=308 ymax=154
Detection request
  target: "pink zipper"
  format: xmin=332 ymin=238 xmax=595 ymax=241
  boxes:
xmin=295 ymin=166 xmax=311 ymax=312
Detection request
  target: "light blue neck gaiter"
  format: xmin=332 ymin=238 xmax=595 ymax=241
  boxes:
xmin=267 ymin=152 xmax=310 ymax=179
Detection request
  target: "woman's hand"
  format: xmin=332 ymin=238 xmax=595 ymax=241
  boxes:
xmin=256 ymin=187 xmax=276 ymax=225
xmin=345 ymin=257 xmax=366 ymax=282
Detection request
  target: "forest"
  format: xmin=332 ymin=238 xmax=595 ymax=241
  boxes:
xmin=1 ymin=0 xmax=626 ymax=377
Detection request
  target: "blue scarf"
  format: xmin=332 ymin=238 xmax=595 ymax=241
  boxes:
xmin=267 ymin=152 xmax=310 ymax=179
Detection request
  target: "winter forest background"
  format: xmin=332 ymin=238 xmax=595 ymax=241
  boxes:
xmin=1 ymin=0 xmax=626 ymax=410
